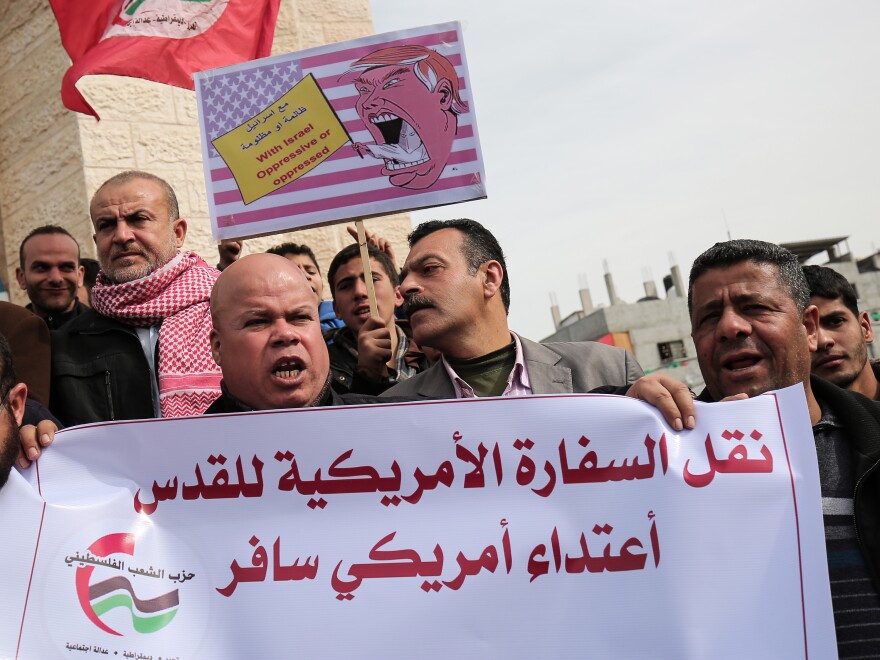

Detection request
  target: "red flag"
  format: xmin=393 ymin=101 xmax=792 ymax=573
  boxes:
xmin=49 ymin=0 xmax=281 ymax=119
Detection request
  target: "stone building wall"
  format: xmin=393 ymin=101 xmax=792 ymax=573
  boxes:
xmin=0 ymin=0 xmax=88 ymax=298
xmin=0 ymin=0 xmax=411 ymax=305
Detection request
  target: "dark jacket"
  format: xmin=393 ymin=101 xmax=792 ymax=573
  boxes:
xmin=24 ymin=397 xmax=61 ymax=428
xmin=699 ymin=376 xmax=880 ymax=591
xmin=325 ymin=325 xmax=427 ymax=396
xmin=50 ymin=309 xmax=157 ymax=427
xmin=0 ymin=301 xmax=51 ymax=407
xmin=27 ymin=298 xmax=88 ymax=331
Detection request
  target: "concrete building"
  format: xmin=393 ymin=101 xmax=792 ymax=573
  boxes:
xmin=0 ymin=0 xmax=411 ymax=305
xmin=543 ymin=236 xmax=880 ymax=390
xmin=542 ymin=267 xmax=705 ymax=392
xmin=782 ymin=236 xmax=880 ymax=360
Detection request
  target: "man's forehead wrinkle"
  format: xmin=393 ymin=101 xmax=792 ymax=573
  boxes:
xmin=93 ymin=202 xmax=154 ymax=219
xmin=730 ymin=289 xmax=767 ymax=302
xmin=121 ymin=206 xmax=154 ymax=220
xmin=408 ymin=251 xmax=443 ymax=267
xmin=696 ymin=289 xmax=762 ymax=308
xmin=95 ymin=187 xmax=153 ymax=204
xmin=290 ymin=304 xmax=319 ymax=319
xmin=693 ymin=298 xmax=723 ymax=317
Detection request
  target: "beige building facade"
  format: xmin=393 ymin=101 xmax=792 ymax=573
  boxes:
xmin=0 ymin=0 xmax=411 ymax=304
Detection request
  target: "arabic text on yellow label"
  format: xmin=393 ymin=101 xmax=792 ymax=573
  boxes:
xmin=212 ymin=74 xmax=349 ymax=204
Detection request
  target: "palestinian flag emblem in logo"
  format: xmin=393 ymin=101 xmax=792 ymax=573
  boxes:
xmin=75 ymin=533 xmax=179 ymax=635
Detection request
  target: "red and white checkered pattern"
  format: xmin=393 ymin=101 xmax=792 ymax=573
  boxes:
xmin=92 ymin=252 xmax=221 ymax=417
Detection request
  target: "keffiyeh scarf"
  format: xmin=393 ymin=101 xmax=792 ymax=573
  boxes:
xmin=91 ymin=251 xmax=221 ymax=417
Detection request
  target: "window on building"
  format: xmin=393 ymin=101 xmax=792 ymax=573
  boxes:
xmin=658 ymin=340 xmax=686 ymax=363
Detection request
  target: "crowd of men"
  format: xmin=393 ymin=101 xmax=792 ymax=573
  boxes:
xmin=1 ymin=169 xmax=879 ymax=655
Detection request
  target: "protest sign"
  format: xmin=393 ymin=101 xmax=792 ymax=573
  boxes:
xmin=194 ymin=22 xmax=486 ymax=240
xmin=4 ymin=388 xmax=834 ymax=658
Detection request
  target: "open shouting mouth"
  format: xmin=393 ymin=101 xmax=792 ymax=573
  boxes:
xmin=363 ymin=113 xmax=429 ymax=171
xmin=272 ymin=356 xmax=305 ymax=383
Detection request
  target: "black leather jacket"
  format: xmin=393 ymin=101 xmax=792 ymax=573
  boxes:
xmin=50 ymin=309 xmax=158 ymax=427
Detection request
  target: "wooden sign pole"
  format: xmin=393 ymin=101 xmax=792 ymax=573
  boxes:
xmin=354 ymin=219 xmax=379 ymax=318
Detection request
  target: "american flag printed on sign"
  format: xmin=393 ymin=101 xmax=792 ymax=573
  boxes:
xmin=195 ymin=22 xmax=487 ymax=241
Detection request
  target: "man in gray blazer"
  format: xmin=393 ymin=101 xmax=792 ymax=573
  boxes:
xmin=382 ymin=219 xmax=643 ymax=400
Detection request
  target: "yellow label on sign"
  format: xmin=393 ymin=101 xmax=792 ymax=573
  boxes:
xmin=212 ymin=74 xmax=349 ymax=204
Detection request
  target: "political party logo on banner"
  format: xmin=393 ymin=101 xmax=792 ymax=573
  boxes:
xmin=212 ymin=74 xmax=351 ymax=204
xmin=69 ymin=533 xmax=187 ymax=636
xmin=5 ymin=389 xmax=838 ymax=657
xmin=104 ymin=0 xmax=229 ymax=39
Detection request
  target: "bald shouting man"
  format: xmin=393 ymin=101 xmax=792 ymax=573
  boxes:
xmin=16 ymin=254 xmax=403 ymax=468
xmin=206 ymin=253 xmax=407 ymax=412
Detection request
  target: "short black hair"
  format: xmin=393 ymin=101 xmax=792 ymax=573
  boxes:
xmin=0 ymin=333 xmax=17 ymax=409
xmin=19 ymin=225 xmax=80 ymax=268
xmin=802 ymin=265 xmax=860 ymax=318
xmin=688 ymin=239 xmax=810 ymax=314
xmin=266 ymin=242 xmax=320 ymax=273
xmin=80 ymin=258 xmax=100 ymax=290
xmin=327 ymin=244 xmax=399 ymax=298
xmin=408 ymin=219 xmax=510 ymax=313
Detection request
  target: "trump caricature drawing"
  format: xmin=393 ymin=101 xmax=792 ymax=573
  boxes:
xmin=348 ymin=45 xmax=468 ymax=190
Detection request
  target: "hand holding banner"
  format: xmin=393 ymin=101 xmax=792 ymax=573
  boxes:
xmin=5 ymin=388 xmax=834 ymax=658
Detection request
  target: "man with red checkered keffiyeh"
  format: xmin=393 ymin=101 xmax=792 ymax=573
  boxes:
xmin=45 ymin=171 xmax=222 ymax=431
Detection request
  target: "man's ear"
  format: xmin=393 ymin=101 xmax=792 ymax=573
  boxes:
xmin=435 ymin=78 xmax=454 ymax=111
xmin=481 ymin=260 xmax=504 ymax=301
xmin=803 ymin=304 xmax=819 ymax=353
xmin=860 ymin=311 xmax=875 ymax=344
xmin=394 ymin=285 xmax=404 ymax=308
xmin=76 ymin=264 xmax=85 ymax=288
xmin=6 ymin=382 xmax=27 ymax=427
xmin=210 ymin=328 xmax=221 ymax=366
xmin=14 ymin=267 xmax=26 ymax=291
xmin=172 ymin=218 xmax=188 ymax=248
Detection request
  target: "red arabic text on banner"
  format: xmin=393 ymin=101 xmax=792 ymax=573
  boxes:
xmin=49 ymin=0 xmax=281 ymax=119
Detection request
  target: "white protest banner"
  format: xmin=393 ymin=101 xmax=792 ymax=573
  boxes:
xmin=194 ymin=22 xmax=486 ymax=241
xmin=3 ymin=387 xmax=834 ymax=658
